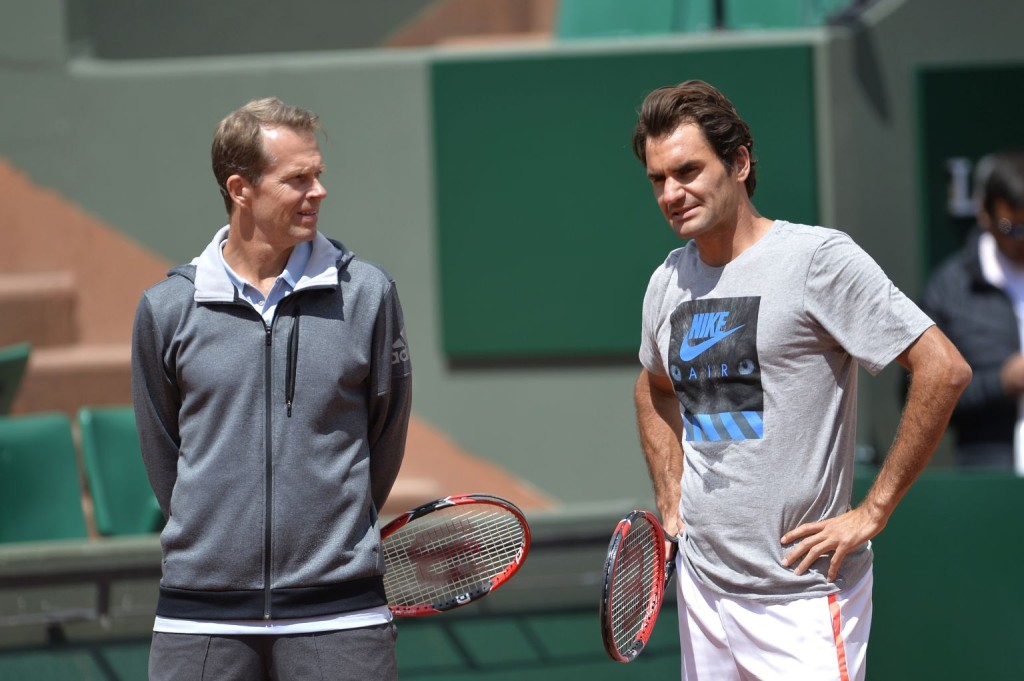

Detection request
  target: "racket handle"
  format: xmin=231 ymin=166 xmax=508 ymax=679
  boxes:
xmin=664 ymin=537 xmax=679 ymax=587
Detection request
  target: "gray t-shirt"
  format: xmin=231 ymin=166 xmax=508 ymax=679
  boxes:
xmin=640 ymin=220 xmax=932 ymax=602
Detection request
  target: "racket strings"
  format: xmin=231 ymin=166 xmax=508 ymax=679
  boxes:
xmin=384 ymin=512 xmax=521 ymax=601
xmin=609 ymin=522 xmax=661 ymax=654
xmin=383 ymin=506 xmax=525 ymax=607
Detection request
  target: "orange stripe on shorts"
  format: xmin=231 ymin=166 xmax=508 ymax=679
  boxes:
xmin=828 ymin=593 xmax=850 ymax=681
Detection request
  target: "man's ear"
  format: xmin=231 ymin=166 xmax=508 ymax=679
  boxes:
xmin=733 ymin=145 xmax=752 ymax=182
xmin=225 ymin=175 xmax=251 ymax=210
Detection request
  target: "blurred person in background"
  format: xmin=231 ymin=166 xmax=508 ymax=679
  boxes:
xmin=921 ymin=151 xmax=1024 ymax=471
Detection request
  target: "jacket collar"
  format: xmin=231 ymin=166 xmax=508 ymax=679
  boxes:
xmin=962 ymin=227 xmax=989 ymax=289
xmin=188 ymin=225 xmax=352 ymax=303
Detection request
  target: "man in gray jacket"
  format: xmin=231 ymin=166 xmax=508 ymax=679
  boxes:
xmin=132 ymin=98 xmax=412 ymax=681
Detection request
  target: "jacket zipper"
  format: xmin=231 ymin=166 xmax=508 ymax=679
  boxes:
xmin=224 ymin=294 xmax=308 ymax=619
xmin=263 ymin=323 xmax=274 ymax=619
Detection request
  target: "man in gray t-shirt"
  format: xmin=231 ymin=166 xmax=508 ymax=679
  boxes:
xmin=632 ymin=80 xmax=970 ymax=680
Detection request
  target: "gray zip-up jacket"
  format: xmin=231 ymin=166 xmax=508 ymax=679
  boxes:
xmin=131 ymin=228 xmax=411 ymax=620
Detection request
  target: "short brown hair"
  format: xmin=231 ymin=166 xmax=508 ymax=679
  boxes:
xmin=632 ymin=80 xmax=757 ymax=197
xmin=211 ymin=98 xmax=322 ymax=214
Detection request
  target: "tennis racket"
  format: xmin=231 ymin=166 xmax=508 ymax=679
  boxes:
xmin=381 ymin=493 xmax=531 ymax=617
xmin=600 ymin=509 xmax=679 ymax=663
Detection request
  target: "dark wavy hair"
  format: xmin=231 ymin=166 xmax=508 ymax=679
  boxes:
xmin=211 ymin=98 xmax=322 ymax=215
xmin=631 ymin=80 xmax=757 ymax=197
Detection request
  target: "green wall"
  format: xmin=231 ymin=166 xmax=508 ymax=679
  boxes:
xmin=433 ymin=45 xmax=817 ymax=359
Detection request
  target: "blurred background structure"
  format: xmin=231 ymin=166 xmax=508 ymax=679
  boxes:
xmin=1 ymin=0 xmax=1023 ymax=678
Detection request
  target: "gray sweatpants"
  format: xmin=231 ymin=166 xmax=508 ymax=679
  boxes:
xmin=148 ymin=623 xmax=399 ymax=681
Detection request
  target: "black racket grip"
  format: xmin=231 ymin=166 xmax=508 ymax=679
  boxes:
xmin=663 ymin=532 xmax=679 ymax=588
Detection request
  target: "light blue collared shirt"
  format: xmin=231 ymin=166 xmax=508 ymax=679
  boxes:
xmin=220 ymin=240 xmax=312 ymax=325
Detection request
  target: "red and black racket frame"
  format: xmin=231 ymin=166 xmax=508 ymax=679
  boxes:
xmin=600 ymin=509 xmax=678 ymax=663
xmin=381 ymin=493 xmax=531 ymax=618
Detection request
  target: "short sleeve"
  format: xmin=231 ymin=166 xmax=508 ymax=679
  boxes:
xmin=803 ymin=233 xmax=933 ymax=375
xmin=639 ymin=259 xmax=673 ymax=376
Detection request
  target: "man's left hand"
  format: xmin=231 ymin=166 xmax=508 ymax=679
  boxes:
xmin=780 ymin=507 xmax=885 ymax=581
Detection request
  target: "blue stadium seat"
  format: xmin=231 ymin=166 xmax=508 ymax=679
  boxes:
xmin=556 ymin=0 xmax=854 ymax=39
xmin=0 ymin=342 xmax=30 ymax=415
xmin=556 ymin=0 xmax=682 ymax=39
xmin=0 ymin=412 xmax=89 ymax=542
xmin=78 ymin=406 xmax=163 ymax=536
xmin=726 ymin=0 xmax=852 ymax=29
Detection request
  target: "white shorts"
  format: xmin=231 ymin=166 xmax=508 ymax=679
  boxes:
xmin=676 ymin=554 xmax=872 ymax=681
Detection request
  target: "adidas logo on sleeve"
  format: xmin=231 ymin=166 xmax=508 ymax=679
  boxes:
xmin=392 ymin=329 xmax=410 ymax=366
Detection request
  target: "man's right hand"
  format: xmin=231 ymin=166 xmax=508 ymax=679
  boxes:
xmin=1000 ymin=353 xmax=1024 ymax=396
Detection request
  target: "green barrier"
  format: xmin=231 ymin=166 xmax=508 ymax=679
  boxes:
xmin=397 ymin=608 xmax=680 ymax=678
xmin=854 ymin=470 xmax=1024 ymax=679
xmin=4 ymin=472 xmax=1022 ymax=678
